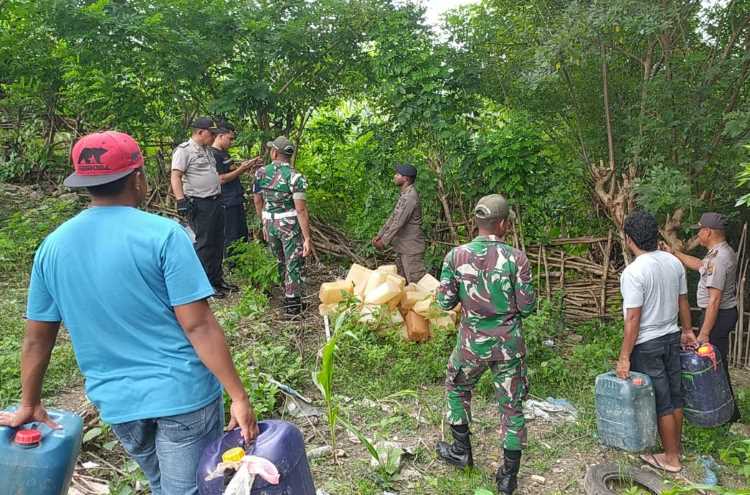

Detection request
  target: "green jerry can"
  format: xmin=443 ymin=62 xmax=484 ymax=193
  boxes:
xmin=595 ymin=372 xmax=657 ymax=452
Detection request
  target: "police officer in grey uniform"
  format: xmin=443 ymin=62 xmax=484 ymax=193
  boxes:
xmin=171 ymin=117 xmax=229 ymax=298
xmin=664 ymin=212 xmax=741 ymax=422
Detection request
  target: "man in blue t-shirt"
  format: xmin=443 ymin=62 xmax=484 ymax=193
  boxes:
xmin=0 ymin=132 xmax=258 ymax=495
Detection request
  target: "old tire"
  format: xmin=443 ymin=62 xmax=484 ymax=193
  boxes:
xmin=584 ymin=463 xmax=665 ymax=495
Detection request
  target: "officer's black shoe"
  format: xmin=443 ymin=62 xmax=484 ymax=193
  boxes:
xmin=211 ymin=287 xmax=227 ymax=299
xmin=495 ymin=450 xmax=521 ymax=495
xmin=436 ymin=425 xmax=473 ymax=468
xmin=284 ymin=296 xmax=302 ymax=317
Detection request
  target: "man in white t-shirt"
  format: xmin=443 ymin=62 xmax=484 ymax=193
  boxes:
xmin=617 ymin=210 xmax=697 ymax=473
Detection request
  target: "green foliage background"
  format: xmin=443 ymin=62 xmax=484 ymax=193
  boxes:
xmin=4 ymin=0 xmax=748 ymax=247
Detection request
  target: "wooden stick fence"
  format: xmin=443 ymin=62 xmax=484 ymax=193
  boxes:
xmin=523 ymin=232 xmax=623 ymax=322
xmin=729 ymin=223 xmax=750 ymax=368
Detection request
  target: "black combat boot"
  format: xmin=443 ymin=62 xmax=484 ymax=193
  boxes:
xmin=495 ymin=449 xmax=522 ymax=495
xmin=436 ymin=425 xmax=473 ymax=468
xmin=284 ymin=296 xmax=302 ymax=317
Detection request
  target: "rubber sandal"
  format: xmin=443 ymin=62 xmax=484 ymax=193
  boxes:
xmin=640 ymin=453 xmax=681 ymax=473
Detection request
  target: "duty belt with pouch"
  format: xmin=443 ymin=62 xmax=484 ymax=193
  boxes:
xmin=262 ymin=210 xmax=298 ymax=220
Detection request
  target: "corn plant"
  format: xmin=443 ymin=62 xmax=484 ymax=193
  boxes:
xmin=313 ymin=310 xmax=356 ymax=463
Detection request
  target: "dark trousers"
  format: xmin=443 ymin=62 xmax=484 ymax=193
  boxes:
xmin=188 ymin=197 xmax=225 ymax=287
xmin=701 ymin=307 xmax=741 ymax=421
xmin=224 ymin=204 xmax=249 ymax=254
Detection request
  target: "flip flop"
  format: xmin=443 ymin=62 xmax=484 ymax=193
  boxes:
xmin=640 ymin=453 xmax=682 ymax=473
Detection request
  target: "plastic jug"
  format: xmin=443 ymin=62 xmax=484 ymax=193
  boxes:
xmin=318 ymin=280 xmax=353 ymax=304
xmin=197 ymin=420 xmax=315 ymax=495
xmin=681 ymin=344 xmax=735 ymax=427
xmin=0 ymin=407 xmax=83 ymax=495
xmin=345 ymin=263 xmax=372 ymax=300
xmin=595 ymin=372 xmax=657 ymax=452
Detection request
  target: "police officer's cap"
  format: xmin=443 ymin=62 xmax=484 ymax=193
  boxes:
xmin=474 ymin=194 xmax=515 ymax=221
xmin=690 ymin=212 xmax=727 ymax=230
xmin=395 ymin=163 xmax=417 ymax=178
xmin=267 ymin=136 xmax=295 ymax=156
xmin=191 ymin=116 xmax=220 ymax=133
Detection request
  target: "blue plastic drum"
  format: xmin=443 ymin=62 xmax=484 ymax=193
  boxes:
xmin=197 ymin=420 xmax=316 ymax=495
xmin=681 ymin=346 xmax=735 ymax=427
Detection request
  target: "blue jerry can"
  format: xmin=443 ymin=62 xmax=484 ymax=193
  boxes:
xmin=595 ymin=371 xmax=657 ymax=452
xmin=681 ymin=344 xmax=735 ymax=427
xmin=0 ymin=407 xmax=83 ymax=495
xmin=197 ymin=420 xmax=316 ymax=495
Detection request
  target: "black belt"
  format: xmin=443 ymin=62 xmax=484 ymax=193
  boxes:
xmin=188 ymin=194 xmax=222 ymax=201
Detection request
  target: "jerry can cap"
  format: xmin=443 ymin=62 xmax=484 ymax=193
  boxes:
xmin=221 ymin=447 xmax=245 ymax=463
xmin=14 ymin=428 xmax=42 ymax=446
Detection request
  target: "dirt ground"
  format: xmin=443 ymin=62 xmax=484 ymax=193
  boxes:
xmin=46 ymin=259 xmax=750 ymax=495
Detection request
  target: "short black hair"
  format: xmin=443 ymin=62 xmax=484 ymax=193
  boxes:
xmin=476 ymin=216 xmax=501 ymax=231
xmin=623 ymin=210 xmax=659 ymax=251
xmin=86 ymin=170 xmax=136 ymax=197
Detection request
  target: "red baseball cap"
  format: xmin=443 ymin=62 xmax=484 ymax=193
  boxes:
xmin=64 ymin=131 xmax=144 ymax=188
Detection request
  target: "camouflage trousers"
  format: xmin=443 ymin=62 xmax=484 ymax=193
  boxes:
xmin=266 ymin=221 xmax=304 ymax=298
xmin=445 ymin=342 xmax=529 ymax=451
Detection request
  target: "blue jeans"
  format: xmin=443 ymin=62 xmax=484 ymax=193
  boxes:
xmin=110 ymin=397 xmax=224 ymax=495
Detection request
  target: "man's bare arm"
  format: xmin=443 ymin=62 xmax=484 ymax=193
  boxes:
xmin=175 ymin=299 xmax=258 ymax=441
xmin=0 ymin=320 xmax=62 ymax=429
xmin=171 ymin=170 xmax=186 ymax=200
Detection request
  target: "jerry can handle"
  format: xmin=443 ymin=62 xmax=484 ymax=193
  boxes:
xmin=0 ymin=407 xmax=65 ymax=439
xmin=225 ymin=427 xmax=257 ymax=454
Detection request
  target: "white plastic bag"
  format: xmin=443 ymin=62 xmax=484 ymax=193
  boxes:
xmin=224 ymin=464 xmax=254 ymax=495
xmin=223 ymin=455 xmax=280 ymax=495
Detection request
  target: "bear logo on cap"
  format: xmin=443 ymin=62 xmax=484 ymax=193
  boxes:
xmin=78 ymin=147 xmax=108 ymax=165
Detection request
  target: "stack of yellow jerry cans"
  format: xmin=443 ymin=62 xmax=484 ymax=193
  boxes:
xmin=318 ymin=263 xmax=460 ymax=342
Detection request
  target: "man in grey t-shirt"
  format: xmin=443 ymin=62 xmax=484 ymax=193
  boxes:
xmin=617 ymin=210 xmax=696 ymax=473
xmin=664 ymin=212 xmax=740 ymax=422
xmin=170 ymin=117 xmax=228 ymax=298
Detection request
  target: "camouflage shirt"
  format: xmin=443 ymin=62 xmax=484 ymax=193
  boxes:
xmin=253 ymin=161 xmax=307 ymax=214
xmin=437 ymin=235 xmax=536 ymax=358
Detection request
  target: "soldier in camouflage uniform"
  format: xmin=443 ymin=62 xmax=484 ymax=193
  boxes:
xmin=435 ymin=194 xmax=536 ymax=495
xmin=253 ymin=136 xmax=313 ymax=316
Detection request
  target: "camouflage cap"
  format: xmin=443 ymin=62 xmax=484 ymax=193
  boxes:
xmin=690 ymin=212 xmax=727 ymax=230
xmin=267 ymin=136 xmax=295 ymax=156
xmin=474 ymin=194 xmax=515 ymax=221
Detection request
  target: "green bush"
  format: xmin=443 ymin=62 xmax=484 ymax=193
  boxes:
xmin=226 ymin=240 xmax=280 ymax=293
xmin=334 ymin=315 xmax=455 ymax=397
xmin=236 ymin=286 xmax=270 ymax=319
xmin=0 ymin=195 xmax=80 ymax=277
xmin=225 ymin=341 xmax=306 ymax=420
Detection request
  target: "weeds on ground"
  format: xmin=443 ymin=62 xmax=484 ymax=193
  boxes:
xmin=0 ymin=298 xmax=79 ymax=407
xmin=334 ymin=314 xmax=455 ymax=397
xmin=226 ymin=240 xmax=280 ymax=293
xmin=236 ymin=286 xmax=270 ymax=319
xmin=0 ymin=195 xmax=79 ymax=278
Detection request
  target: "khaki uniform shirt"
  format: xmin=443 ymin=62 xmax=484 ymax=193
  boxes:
xmin=171 ymin=139 xmax=220 ymax=198
xmin=697 ymin=241 xmax=737 ymax=309
xmin=378 ymin=184 xmax=425 ymax=255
